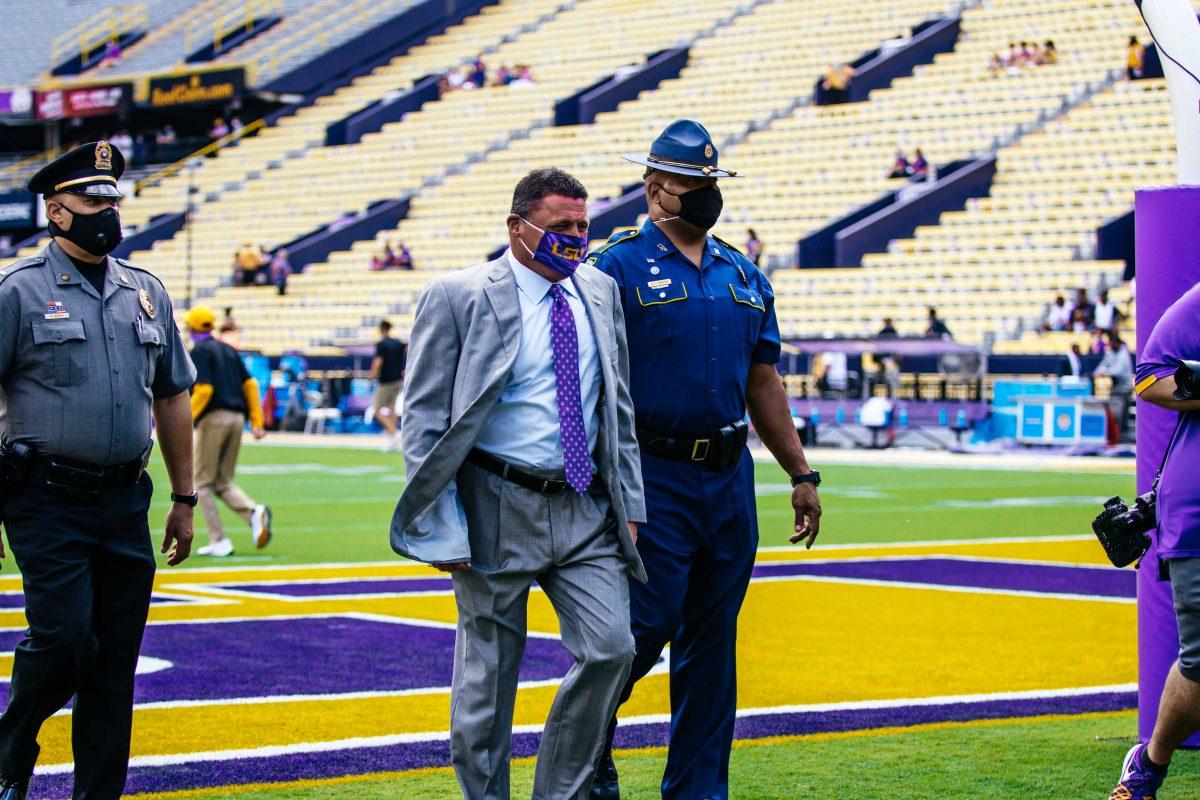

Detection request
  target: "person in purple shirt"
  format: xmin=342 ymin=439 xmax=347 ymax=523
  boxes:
xmin=1112 ymin=282 xmax=1200 ymax=799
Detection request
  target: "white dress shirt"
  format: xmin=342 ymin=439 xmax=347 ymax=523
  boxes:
xmin=474 ymin=249 xmax=602 ymax=469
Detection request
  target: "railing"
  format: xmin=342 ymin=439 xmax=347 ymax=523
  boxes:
xmin=184 ymin=0 xmax=283 ymax=57
xmin=49 ymin=4 xmax=148 ymax=71
xmin=245 ymin=0 xmax=390 ymax=85
xmin=134 ymin=118 xmax=266 ymax=194
xmin=0 ymin=147 xmax=68 ymax=192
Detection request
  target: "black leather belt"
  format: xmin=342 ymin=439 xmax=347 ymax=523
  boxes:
xmin=5 ymin=444 xmax=151 ymax=496
xmin=637 ymin=420 xmax=748 ymax=471
xmin=467 ymin=449 xmax=570 ymax=495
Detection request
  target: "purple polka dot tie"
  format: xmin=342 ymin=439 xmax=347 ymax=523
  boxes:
xmin=548 ymin=283 xmax=591 ymax=494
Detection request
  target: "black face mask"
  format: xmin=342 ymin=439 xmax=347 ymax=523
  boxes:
xmin=49 ymin=206 xmax=123 ymax=257
xmin=657 ymin=182 xmax=724 ymax=230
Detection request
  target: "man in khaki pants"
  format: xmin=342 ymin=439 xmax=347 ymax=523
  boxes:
xmin=185 ymin=307 xmax=272 ymax=557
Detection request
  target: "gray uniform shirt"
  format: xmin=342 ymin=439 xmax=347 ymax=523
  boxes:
xmin=0 ymin=240 xmax=196 ymax=465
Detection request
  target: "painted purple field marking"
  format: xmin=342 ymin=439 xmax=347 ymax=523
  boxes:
xmin=0 ymin=615 xmax=576 ymax=707
xmin=751 ymin=558 xmax=1134 ymax=599
xmin=225 ymin=577 xmax=452 ymax=598
xmin=38 ymin=689 xmax=1134 ymax=798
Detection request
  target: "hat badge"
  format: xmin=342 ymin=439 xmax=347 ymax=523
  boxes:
xmin=704 ymin=143 xmax=714 ymax=159
xmin=95 ymin=141 xmax=113 ymax=172
xmin=139 ymin=289 xmax=155 ymax=319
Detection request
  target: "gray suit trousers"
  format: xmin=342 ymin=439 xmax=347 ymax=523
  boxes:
xmin=450 ymin=460 xmax=635 ymax=800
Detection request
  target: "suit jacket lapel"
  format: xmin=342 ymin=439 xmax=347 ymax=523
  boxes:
xmin=483 ymin=257 xmax=521 ymax=362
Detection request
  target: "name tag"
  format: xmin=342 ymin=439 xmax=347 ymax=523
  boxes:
xmin=44 ymin=301 xmax=69 ymax=320
xmin=647 ymin=278 xmax=672 ymax=290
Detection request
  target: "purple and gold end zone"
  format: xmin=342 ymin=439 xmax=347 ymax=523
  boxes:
xmin=5 ymin=535 xmax=1135 ymax=799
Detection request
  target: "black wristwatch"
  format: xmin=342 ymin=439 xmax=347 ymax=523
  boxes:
xmin=171 ymin=491 xmax=199 ymax=507
xmin=791 ymin=471 xmax=821 ymax=488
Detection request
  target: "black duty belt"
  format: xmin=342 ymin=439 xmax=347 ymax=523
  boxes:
xmin=637 ymin=419 xmax=748 ymax=472
xmin=467 ymin=449 xmax=570 ymax=496
xmin=3 ymin=443 xmax=151 ymax=496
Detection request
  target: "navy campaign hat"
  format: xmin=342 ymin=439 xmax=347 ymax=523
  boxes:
xmin=27 ymin=140 xmax=125 ymax=199
xmin=621 ymin=119 xmax=739 ymax=179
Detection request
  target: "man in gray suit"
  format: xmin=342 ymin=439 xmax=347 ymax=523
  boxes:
xmin=391 ymin=168 xmax=646 ymax=800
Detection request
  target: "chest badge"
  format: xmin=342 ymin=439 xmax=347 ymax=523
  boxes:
xmin=647 ymin=278 xmax=672 ymax=290
xmin=44 ymin=301 xmax=69 ymax=320
xmin=657 ymin=243 xmax=668 ymax=252
xmin=649 ymin=265 xmax=660 ymax=275
xmin=138 ymin=289 xmax=156 ymax=319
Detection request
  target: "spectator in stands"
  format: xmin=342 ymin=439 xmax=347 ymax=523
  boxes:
xmin=230 ymin=117 xmax=245 ymax=134
xmin=102 ymin=38 xmax=122 ymax=65
xmin=494 ymin=65 xmax=511 ymax=86
xmin=1019 ymin=41 xmax=1036 ymax=67
xmin=513 ymin=64 xmax=534 ymax=84
xmin=371 ymin=241 xmax=394 ymax=271
xmin=821 ymin=63 xmax=855 ymax=104
xmin=888 ymin=150 xmax=911 ymax=178
xmin=1064 ymin=342 xmax=1084 ymax=379
xmin=1045 ymin=295 xmax=1071 ymax=331
xmin=221 ymin=307 xmax=236 ymax=331
xmin=132 ymin=134 xmax=148 ymax=167
xmin=988 ymin=52 xmax=1005 ymax=76
xmin=878 ymin=318 xmax=899 ymax=338
xmin=1004 ymin=41 xmax=1020 ymax=67
xmin=1096 ymin=331 xmax=1134 ymax=433
xmin=1069 ymin=287 xmax=1095 ymax=330
xmin=745 ymin=229 xmax=764 ymax=267
xmin=468 ymin=55 xmax=488 ymax=89
xmin=233 ymin=243 xmax=263 ymax=286
xmin=910 ymin=149 xmax=930 ymax=180
xmin=925 ymin=307 xmax=952 ymax=339
xmin=110 ymin=130 xmax=133 ymax=159
xmin=370 ymin=320 xmax=406 ymax=452
xmin=1128 ymin=35 xmax=1146 ymax=80
xmin=390 ymin=240 xmax=413 ymax=269
xmin=1041 ymin=40 xmax=1059 ymax=64
xmin=210 ymin=118 xmax=230 ymax=140
xmin=1093 ymin=288 xmax=1124 ymax=332
xmin=270 ymin=248 xmax=292 ymax=296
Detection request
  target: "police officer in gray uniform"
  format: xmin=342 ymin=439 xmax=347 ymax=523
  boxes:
xmin=0 ymin=141 xmax=198 ymax=800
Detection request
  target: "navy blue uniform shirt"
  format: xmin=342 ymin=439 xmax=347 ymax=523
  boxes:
xmin=588 ymin=220 xmax=781 ymax=438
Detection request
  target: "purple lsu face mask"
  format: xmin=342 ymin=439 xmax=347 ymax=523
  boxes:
xmin=518 ymin=217 xmax=588 ymax=278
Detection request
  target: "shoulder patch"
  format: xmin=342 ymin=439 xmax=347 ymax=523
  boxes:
xmin=588 ymin=229 xmax=640 ymax=262
xmin=0 ymin=256 xmax=47 ymax=285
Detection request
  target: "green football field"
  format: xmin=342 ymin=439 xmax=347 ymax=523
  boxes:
xmin=105 ymin=442 xmax=1198 ymax=798
xmin=141 ymin=442 xmax=1136 ymax=565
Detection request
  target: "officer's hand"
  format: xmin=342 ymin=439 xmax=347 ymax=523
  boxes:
xmin=162 ymin=503 xmax=195 ymax=566
xmin=251 ymin=427 xmax=267 ymax=440
xmin=789 ymin=484 xmax=822 ymax=549
xmin=627 ymin=522 xmax=638 ymax=545
xmin=432 ymin=561 xmax=470 ymax=573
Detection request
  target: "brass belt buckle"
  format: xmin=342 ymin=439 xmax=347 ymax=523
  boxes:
xmin=691 ymin=439 xmax=711 ymax=462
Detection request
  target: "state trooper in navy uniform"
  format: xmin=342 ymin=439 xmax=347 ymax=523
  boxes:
xmin=0 ymin=142 xmax=198 ymax=800
xmin=586 ymin=120 xmax=823 ymax=800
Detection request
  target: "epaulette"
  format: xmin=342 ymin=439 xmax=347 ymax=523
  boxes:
xmin=587 ymin=228 xmax=640 ymax=262
xmin=0 ymin=255 xmax=47 ymax=285
xmin=711 ymin=235 xmax=744 ymax=256
xmin=115 ymin=258 xmax=167 ymax=290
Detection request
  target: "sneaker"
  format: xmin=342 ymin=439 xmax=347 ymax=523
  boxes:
xmin=383 ymin=433 xmax=402 ymax=453
xmin=251 ymin=505 xmax=272 ymax=549
xmin=198 ymin=537 xmax=234 ymax=557
xmin=1111 ymin=743 xmax=1168 ymax=799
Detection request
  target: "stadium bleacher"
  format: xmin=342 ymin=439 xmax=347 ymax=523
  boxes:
xmin=0 ymin=0 xmax=207 ymax=86
xmin=2 ymin=0 xmax=1190 ymax=358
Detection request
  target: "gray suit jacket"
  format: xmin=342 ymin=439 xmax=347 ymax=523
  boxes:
xmin=391 ymin=257 xmax=648 ymax=582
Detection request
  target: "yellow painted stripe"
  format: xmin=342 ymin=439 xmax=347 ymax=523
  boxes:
xmin=126 ymin=710 xmax=1137 ymax=800
xmin=1135 ymin=374 xmax=1159 ymax=395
